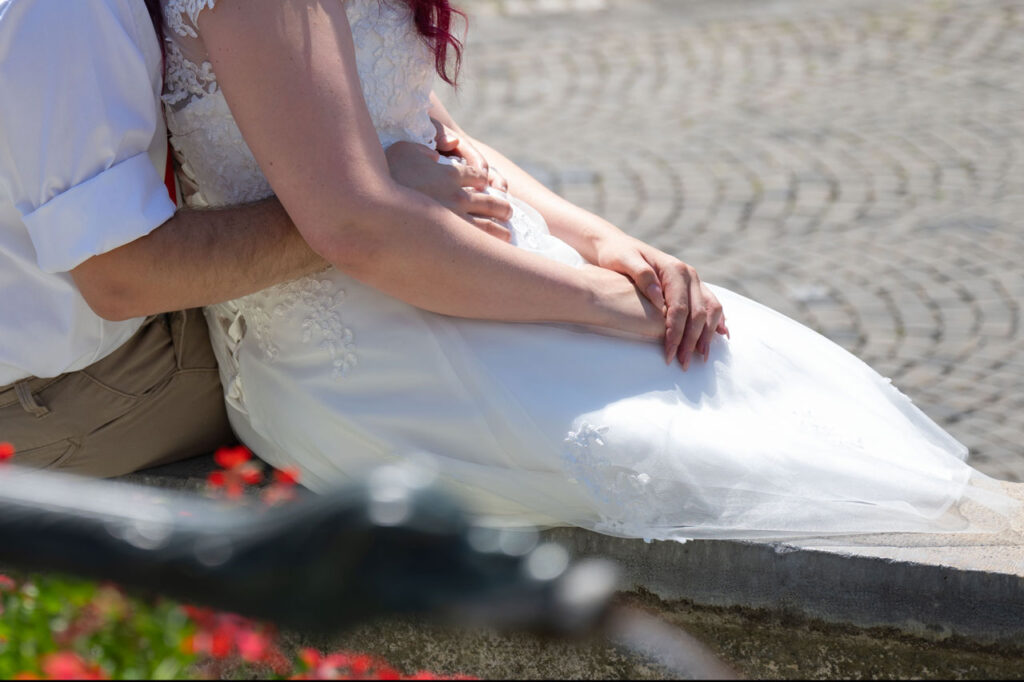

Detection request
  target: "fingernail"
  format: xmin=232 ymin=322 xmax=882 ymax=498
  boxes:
xmin=682 ymin=352 xmax=690 ymax=371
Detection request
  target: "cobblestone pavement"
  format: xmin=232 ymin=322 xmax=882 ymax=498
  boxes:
xmin=442 ymin=0 xmax=1024 ymax=480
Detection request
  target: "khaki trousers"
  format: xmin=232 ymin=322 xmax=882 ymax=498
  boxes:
xmin=0 ymin=309 xmax=233 ymax=477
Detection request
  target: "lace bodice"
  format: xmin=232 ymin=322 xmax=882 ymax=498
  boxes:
xmin=160 ymin=0 xmax=437 ymax=209
xmin=159 ymin=0 xmax=441 ymax=390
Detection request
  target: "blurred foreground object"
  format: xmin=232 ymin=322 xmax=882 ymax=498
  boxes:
xmin=0 ymin=463 xmax=737 ymax=678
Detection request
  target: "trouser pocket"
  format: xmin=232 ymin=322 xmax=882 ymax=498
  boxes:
xmin=0 ymin=311 xmax=231 ymax=476
xmin=0 ymin=369 xmax=139 ymax=465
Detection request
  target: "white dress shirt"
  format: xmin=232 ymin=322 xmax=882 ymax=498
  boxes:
xmin=0 ymin=0 xmax=175 ymax=384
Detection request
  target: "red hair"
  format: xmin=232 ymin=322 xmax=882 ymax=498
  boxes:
xmin=145 ymin=0 xmax=465 ymax=85
xmin=404 ymin=0 xmax=465 ymax=86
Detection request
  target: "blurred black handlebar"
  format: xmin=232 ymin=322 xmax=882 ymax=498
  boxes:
xmin=0 ymin=464 xmax=737 ymax=679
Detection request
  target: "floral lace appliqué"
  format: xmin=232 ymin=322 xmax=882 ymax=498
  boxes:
xmin=563 ymin=422 xmax=658 ymax=536
xmin=792 ymin=407 xmax=865 ymax=451
xmin=162 ymin=41 xmax=218 ymax=106
xmin=566 ymin=423 xmax=609 ymax=451
xmin=163 ymin=0 xmax=217 ymax=39
xmin=238 ymin=277 xmax=358 ymax=380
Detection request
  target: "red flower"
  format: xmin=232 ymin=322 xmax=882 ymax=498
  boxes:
xmin=214 ymin=445 xmax=252 ymax=469
xmin=236 ymin=628 xmax=270 ymax=663
xmin=181 ymin=605 xmax=293 ymax=674
xmin=208 ymin=447 xmax=264 ymax=499
xmin=293 ymin=649 xmax=430 ymax=680
xmin=347 ymin=654 xmax=375 ymax=677
xmin=274 ymin=467 xmax=301 ymax=486
xmin=186 ymin=625 xmax=235 ymax=659
xmin=40 ymin=652 xmax=108 ymax=680
xmin=0 ymin=574 xmax=16 ymax=592
xmin=0 ymin=441 xmax=14 ymax=462
xmin=300 ymin=648 xmax=321 ymax=669
xmin=261 ymin=484 xmax=297 ymax=506
xmin=260 ymin=466 xmax=301 ymax=506
xmin=210 ymin=626 xmax=234 ymax=659
xmin=263 ymin=646 xmax=293 ymax=676
xmin=182 ymin=604 xmax=215 ymax=624
xmin=375 ymin=667 xmax=401 ymax=680
xmin=238 ymin=462 xmax=264 ymax=486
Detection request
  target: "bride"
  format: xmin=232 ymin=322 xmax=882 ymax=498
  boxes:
xmin=157 ymin=0 xmax=1016 ymax=539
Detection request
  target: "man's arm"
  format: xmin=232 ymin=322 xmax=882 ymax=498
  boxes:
xmin=0 ymin=3 xmax=317 ymax=322
xmin=71 ymin=198 xmax=322 ymax=321
xmin=73 ymin=145 xmax=520 ymax=321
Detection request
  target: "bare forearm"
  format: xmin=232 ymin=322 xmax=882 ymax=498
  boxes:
xmin=72 ymin=198 xmax=324 ymax=320
xmin=322 ymin=185 xmax=651 ymax=332
xmin=468 ymin=137 xmax=630 ymax=261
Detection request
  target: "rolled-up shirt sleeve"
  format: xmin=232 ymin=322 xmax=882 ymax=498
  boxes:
xmin=0 ymin=0 xmax=175 ymax=274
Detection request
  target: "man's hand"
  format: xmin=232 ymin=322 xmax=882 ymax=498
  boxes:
xmin=385 ymin=141 xmax=513 ymax=242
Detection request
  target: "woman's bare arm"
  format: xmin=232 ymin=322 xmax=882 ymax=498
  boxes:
xmin=428 ymin=96 xmax=728 ymax=368
xmin=197 ymin=0 xmax=662 ymax=337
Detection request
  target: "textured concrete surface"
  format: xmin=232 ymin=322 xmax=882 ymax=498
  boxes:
xmin=302 ymin=593 xmax=1024 ymax=679
xmin=545 ymin=515 xmax=1024 ymax=649
xmin=442 ymin=0 xmax=1024 ymax=481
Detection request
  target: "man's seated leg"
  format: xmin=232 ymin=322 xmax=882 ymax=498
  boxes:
xmin=0 ymin=309 xmax=233 ymax=477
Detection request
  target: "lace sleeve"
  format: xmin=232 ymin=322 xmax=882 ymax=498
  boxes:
xmin=163 ymin=0 xmax=217 ymax=39
xmin=161 ymin=0 xmax=219 ymax=107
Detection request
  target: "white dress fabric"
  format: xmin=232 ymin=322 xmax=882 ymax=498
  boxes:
xmin=160 ymin=0 xmax=1015 ymax=540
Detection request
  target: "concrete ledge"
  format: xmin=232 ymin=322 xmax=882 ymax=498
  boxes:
xmin=543 ymin=485 xmax=1024 ymax=649
xmin=125 ymin=458 xmax=1024 ymax=649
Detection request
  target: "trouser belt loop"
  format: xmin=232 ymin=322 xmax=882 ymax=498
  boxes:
xmin=169 ymin=310 xmax=188 ymax=371
xmin=178 ymin=310 xmax=189 ymax=371
xmin=14 ymin=380 xmax=50 ymax=418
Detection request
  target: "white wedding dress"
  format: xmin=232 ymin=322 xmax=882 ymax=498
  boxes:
xmin=160 ymin=0 xmax=1015 ymax=540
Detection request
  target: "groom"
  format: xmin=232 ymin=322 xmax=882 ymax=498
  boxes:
xmin=0 ymin=0 xmax=510 ymax=476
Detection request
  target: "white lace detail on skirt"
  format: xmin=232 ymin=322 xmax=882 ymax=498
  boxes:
xmin=563 ymin=422 xmax=659 ymax=536
xmin=238 ymin=277 xmax=358 ymax=379
xmin=793 ymin=407 xmax=866 ymax=451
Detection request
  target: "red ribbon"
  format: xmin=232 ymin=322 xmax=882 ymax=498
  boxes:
xmin=164 ymin=140 xmax=177 ymax=205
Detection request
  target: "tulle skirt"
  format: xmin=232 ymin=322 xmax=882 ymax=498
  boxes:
xmin=205 ymin=192 xmax=1017 ymax=541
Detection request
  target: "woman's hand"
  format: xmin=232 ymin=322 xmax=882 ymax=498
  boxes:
xmin=432 ymin=119 xmax=508 ymax=192
xmin=385 ymin=141 xmax=513 ymax=242
xmin=593 ymin=235 xmax=729 ymax=369
xmin=580 ymin=265 xmax=667 ymax=340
